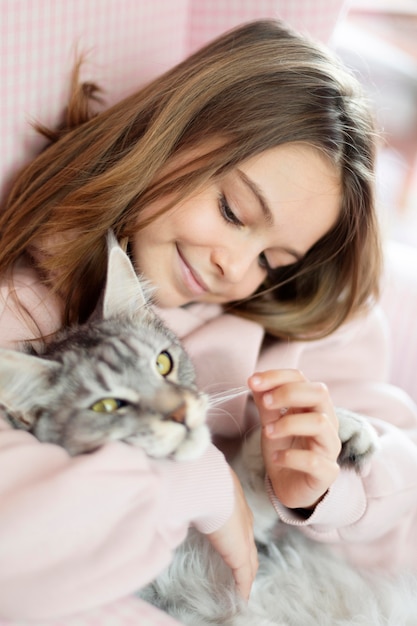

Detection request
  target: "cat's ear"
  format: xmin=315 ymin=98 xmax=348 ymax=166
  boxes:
xmin=103 ymin=230 xmax=151 ymax=319
xmin=0 ymin=349 xmax=59 ymax=429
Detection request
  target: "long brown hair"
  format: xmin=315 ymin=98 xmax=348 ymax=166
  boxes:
xmin=0 ymin=19 xmax=380 ymax=339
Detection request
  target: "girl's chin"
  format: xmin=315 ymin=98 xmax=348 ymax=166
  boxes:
xmin=152 ymin=289 xmax=192 ymax=309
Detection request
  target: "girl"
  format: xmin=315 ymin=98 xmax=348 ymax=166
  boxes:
xmin=0 ymin=18 xmax=416 ymax=622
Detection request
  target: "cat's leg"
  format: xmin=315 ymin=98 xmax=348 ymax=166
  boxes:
xmin=336 ymin=407 xmax=379 ymax=471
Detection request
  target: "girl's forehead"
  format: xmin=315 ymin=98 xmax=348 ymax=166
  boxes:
xmin=162 ymin=140 xmax=341 ymax=211
xmin=225 ymin=144 xmax=341 ymax=211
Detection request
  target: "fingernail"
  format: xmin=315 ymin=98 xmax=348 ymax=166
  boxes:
xmin=265 ymin=424 xmax=274 ymax=436
xmin=264 ymin=393 xmax=273 ymax=407
xmin=250 ymin=375 xmax=261 ymax=387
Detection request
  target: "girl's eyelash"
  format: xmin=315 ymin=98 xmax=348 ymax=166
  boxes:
xmin=258 ymin=252 xmax=272 ymax=272
xmin=219 ymin=194 xmax=272 ymax=273
xmin=218 ymin=194 xmax=243 ymax=227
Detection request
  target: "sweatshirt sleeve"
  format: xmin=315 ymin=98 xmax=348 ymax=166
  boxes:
xmin=263 ymin=305 xmax=417 ymax=553
xmin=0 ymin=267 xmax=234 ymax=620
xmin=0 ymin=419 xmax=233 ymax=620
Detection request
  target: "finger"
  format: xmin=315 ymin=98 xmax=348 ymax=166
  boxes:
xmin=264 ymin=411 xmax=341 ymax=456
xmin=261 ymin=382 xmax=338 ymax=427
xmin=263 ymin=381 xmax=331 ymax=411
xmin=272 ymin=448 xmax=340 ymax=484
xmin=248 ymin=369 xmax=307 ymax=392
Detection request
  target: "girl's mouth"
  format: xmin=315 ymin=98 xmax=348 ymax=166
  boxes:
xmin=176 ymin=246 xmax=208 ymax=296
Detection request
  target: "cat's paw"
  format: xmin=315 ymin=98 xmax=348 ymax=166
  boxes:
xmin=336 ymin=408 xmax=379 ymax=471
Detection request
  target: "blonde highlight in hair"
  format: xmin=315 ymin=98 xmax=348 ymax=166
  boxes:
xmin=0 ymin=19 xmax=380 ymax=338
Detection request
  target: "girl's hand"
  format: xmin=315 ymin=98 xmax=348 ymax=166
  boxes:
xmin=248 ymin=369 xmax=342 ymax=511
xmin=206 ymin=467 xmax=258 ymax=600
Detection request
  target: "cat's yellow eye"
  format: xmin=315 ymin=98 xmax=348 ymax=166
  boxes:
xmin=90 ymin=398 xmax=123 ymax=413
xmin=156 ymin=350 xmax=173 ymax=377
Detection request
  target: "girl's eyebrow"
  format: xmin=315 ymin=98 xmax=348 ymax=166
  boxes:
xmin=236 ymin=169 xmax=274 ymax=226
xmin=236 ymin=168 xmax=303 ymax=262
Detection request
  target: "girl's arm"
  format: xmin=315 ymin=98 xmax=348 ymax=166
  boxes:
xmin=0 ymin=418 xmax=237 ymax=620
xmin=0 ymin=267 xmax=256 ymax=619
xmin=251 ymin=305 xmax=417 ymax=547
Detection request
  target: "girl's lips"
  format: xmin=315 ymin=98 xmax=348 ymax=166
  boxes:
xmin=176 ymin=246 xmax=208 ymax=296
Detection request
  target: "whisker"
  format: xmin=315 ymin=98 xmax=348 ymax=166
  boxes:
xmin=203 ymin=382 xmax=242 ymax=391
xmin=208 ymin=386 xmax=250 ymax=407
xmin=206 ymin=406 xmax=244 ymax=435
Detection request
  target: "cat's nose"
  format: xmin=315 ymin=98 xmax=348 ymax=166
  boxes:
xmin=166 ymin=402 xmax=187 ymax=425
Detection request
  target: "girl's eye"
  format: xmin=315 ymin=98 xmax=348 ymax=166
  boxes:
xmin=90 ymin=398 xmax=127 ymax=413
xmin=258 ymin=252 xmax=272 ymax=272
xmin=156 ymin=350 xmax=174 ymax=376
xmin=219 ymin=194 xmax=243 ymax=227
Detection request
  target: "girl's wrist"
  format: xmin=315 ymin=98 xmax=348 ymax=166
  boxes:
xmin=291 ymin=490 xmax=328 ymax=517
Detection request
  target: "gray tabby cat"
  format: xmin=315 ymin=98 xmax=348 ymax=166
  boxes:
xmin=1 ymin=233 xmax=415 ymax=625
xmin=0 ymin=232 xmax=210 ymax=460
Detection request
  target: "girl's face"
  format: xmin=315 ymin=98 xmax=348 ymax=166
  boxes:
xmin=132 ymin=143 xmax=341 ymax=308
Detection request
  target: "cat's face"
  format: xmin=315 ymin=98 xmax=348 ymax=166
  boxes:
xmin=0 ymin=233 xmax=210 ymax=460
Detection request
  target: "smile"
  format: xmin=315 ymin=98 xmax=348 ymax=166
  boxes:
xmin=176 ymin=246 xmax=208 ymax=296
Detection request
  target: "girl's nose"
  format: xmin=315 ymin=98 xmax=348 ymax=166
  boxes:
xmin=211 ymin=246 xmax=256 ymax=284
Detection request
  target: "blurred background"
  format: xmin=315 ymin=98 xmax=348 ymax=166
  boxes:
xmin=331 ymin=0 xmax=417 ymax=248
xmin=2 ymin=0 xmax=417 ymax=250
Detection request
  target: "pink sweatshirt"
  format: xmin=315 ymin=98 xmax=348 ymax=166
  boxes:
xmin=1 ymin=248 xmax=417 ymax=621
xmin=0 ymin=260 xmax=234 ymax=622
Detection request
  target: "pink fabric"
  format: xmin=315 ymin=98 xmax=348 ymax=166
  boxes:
xmin=187 ymin=0 xmax=348 ymax=54
xmin=1 ymin=0 xmax=190 ymax=204
xmin=0 ymin=597 xmax=182 ymax=626
xmin=0 ymin=266 xmax=233 ymax=620
xmin=0 ymin=266 xmax=234 ymax=621
xmin=380 ymin=240 xmax=417 ymax=405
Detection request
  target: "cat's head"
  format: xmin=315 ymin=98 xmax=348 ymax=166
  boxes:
xmin=0 ymin=231 xmax=210 ymax=460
